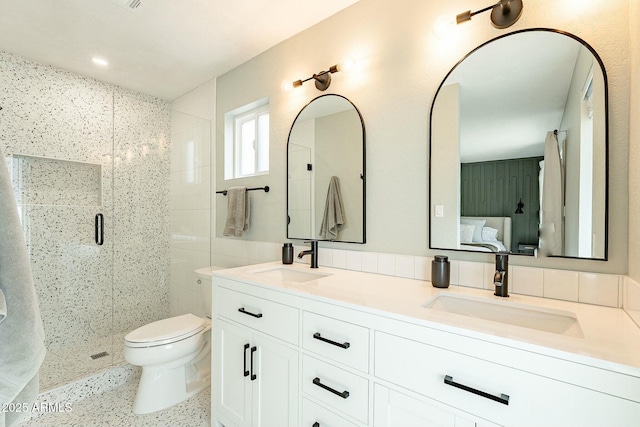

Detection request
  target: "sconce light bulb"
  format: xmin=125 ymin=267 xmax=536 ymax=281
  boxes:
xmin=281 ymin=80 xmax=294 ymax=92
xmin=434 ymin=15 xmax=457 ymax=39
xmin=340 ymin=56 xmax=357 ymax=71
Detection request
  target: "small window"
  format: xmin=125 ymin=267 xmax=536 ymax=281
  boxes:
xmin=224 ymin=99 xmax=269 ymax=179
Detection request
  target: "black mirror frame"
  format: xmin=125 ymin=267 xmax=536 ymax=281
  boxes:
xmin=286 ymin=93 xmax=367 ymax=244
xmin=428 ymin=28 xmax=609 ymax=261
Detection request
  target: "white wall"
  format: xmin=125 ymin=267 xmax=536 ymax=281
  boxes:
xmin=209 ymin=0 xmax=630 ymax=274
xmin=170 ymin=80 xmax=215 ymax=316
xmin=430 ymin=83 xmax=460 ymax=249
xmin=561 ymin=45 xmax=607 ymax=258
xmin=315 ymin=109 xmax=363 ymax=242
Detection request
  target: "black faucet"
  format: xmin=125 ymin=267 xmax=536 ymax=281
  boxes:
xmin=494 ymin=253 xmax=509 ymax=297
xmin=297 ymin=240 xmax=319 ymax=268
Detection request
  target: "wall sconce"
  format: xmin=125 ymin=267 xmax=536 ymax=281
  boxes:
xmin=288 ymin=64 xmax=341 ymax=91
xmin=456 ymin=0 xmax=523 ymax=29
xmin=515 ymin=198 xmax=525 ymax=214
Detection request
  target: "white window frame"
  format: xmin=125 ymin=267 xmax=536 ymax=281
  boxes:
xmin=224 ymin=98 xmax=269 ymax=180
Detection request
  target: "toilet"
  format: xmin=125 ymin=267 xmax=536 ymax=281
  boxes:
xmin=124 ymin=266 xmax=220 ymax=414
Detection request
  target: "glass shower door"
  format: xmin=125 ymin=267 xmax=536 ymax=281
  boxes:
xmin=8 ymin=153 xmax=114 ymax=390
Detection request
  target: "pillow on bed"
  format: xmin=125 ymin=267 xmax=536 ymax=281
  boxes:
xmin=482 ymin=226 xmax=499 ymax=242
xmin=460 ymin=218 xmax=486 ymax=243
xmin=460 ymin=224 xmax=475 ymax=243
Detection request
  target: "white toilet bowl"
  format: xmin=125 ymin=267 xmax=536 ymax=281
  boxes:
xmin=124 ymin=266 xmax=221 ymax=414
xmin=124 ymin=313 xmax=211 ymax=414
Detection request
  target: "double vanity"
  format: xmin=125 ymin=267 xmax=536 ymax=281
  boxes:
xmin=210 ymin=19 xmax=631 ymax=427
xmin=211 ymin=262 xmax=640 ymax=427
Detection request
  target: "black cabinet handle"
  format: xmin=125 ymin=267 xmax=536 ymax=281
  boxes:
xmin=238 ymin=307 xmax=263 ymax=318
xmin=250 ymin=346 xmax=257 ymax=381
xmin=313 ymin=423 xmax=319 ymax=427
xmin=444 ymin=375 xmax=509 ymax=406
xmin=312 ymin=377 xmax=349 ymax=399
xmin=313 ymin=332 xmax=350 ymax=349
xmin=243 ymin=343 xmax=250 ymax=377
xmin=94 ymin=213 xmax=104 ymax=246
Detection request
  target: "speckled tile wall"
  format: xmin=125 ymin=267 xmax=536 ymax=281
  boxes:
xmin=0 ymin=50 xmax=171 ymax=390
xmin=10 ymin=155 xmax=102 ymax=206
xmin=112 ymin=93 xmax=171 ymax=334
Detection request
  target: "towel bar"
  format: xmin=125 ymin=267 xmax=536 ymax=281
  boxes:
xmin=216 ymin=186 xmax=269 ymax=196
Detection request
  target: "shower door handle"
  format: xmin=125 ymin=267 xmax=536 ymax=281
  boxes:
xmin=95 ymin=213 xmax=104 ymax=246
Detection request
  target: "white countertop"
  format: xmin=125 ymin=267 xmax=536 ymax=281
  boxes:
xmin=212 ymin=261 xmax=640 ymax=377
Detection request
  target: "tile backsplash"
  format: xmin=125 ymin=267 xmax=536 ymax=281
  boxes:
xmin=208 ymin=238 xmax=624 ymax=309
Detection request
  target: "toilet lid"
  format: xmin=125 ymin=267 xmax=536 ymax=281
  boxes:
xmin=125 ymin=313 xmax=205 ymax=344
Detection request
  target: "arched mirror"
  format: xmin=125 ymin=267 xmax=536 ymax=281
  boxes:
xmin=429 ymin=29 xmax=608 ymax=259
xmin=287 ymin=94 xmax=366 ymax=243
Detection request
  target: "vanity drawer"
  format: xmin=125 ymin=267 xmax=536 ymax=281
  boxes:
xmin=302 ymin=355 xmax=369 ymax=424
xmin=302 ymin=398 xmax=359 ymax=427
xmin=302 ymin=311 xmax=369 ymax=372
xmin=216 ymin=286 xmax=299 ymax=345
xmin=374 ymin=331 xmax=640 ymax=427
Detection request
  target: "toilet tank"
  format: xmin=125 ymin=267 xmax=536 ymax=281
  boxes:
xmin=195 ymin=266 xmax=223 ymax=318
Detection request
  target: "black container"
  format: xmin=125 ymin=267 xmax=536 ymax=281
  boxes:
xmin=431 ymin=255 xmax=450 ymax=288
xmin=494 ymin=253 xmax=509 ymax=297
xmin=282 ymin=243 xmax=294 ymax=264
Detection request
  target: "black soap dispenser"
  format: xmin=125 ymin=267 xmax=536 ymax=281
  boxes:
xmin=282 ymin=243 xmax=294 ymax=264
xmin=431 ymin=255 xmax=450 ymax=288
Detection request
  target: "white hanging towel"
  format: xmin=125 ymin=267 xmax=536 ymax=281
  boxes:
xmin=319 ymin=176 xmax=345 ymax=240
xmin=539 ymin=131 xmax=564 ymax=256
xmin=0 ymin=145 xmax=46 ymax=427
xmin=223 ymin=187 xmax=250 ymax=237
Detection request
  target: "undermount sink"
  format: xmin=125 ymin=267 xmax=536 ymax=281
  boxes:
xmin=422 ymin=293 xmax=584 ymax=337
xmin=251 ymin=267 xmax=331 ymax=283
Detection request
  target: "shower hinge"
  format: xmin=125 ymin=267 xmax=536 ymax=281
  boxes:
xmin=90 ymin=351 xmax=109 ymax=360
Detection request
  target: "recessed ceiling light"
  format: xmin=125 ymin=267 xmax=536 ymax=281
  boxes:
xmin=92 ymin=57 xmax=109 ymax=67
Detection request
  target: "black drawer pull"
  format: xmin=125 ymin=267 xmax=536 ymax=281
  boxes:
xmin=313 ymin=332 xmax=350 ymax=349
xmin=243 ymin=343 xmax=250 ymax=377
xmin=250 ymin=346 xmax=257 ymax=381
xmin=444 ymin=375 xmax=509 ymax=406
xmin=312 ymin=377 xmax=349 ymax=399
xmin=238 ymin=307 xmax=263 ymax=318
xmin=313 ymin=423 xmax=319 ymax=427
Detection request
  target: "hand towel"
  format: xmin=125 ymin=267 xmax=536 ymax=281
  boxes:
xmin=319 ymin=176 xmax=345 ymax=240
xmin=223 ymin=187 xmax=250 ymax=237
xmin=0 ymin=146 xmax=46 ymax=425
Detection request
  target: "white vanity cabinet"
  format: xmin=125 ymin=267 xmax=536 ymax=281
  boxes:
xmin=373 ymin=384 xmax=494 ymax=427
xmin=300 ymin=308 xmax=371 ymax=426
xmin=213 ymin=283 xmax=299 ymax=427
xmin=373 ymin=326 xmax=640 ymax=427
xmin=212 ymin=266 xmax=640 ymax=427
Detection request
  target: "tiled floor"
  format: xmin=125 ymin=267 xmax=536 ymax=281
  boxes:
xmin=19 ymin=375 xmax=210 ymax=427
xmin=40 ymin=332 xmax=128 ymax=391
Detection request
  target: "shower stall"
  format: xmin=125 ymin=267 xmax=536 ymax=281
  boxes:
xmin=1 ymin=51 xmax=172 ymax=390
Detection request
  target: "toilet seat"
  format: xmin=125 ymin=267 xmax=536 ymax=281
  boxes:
xmin=125 ymin=313 xmax=206 ymax=348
